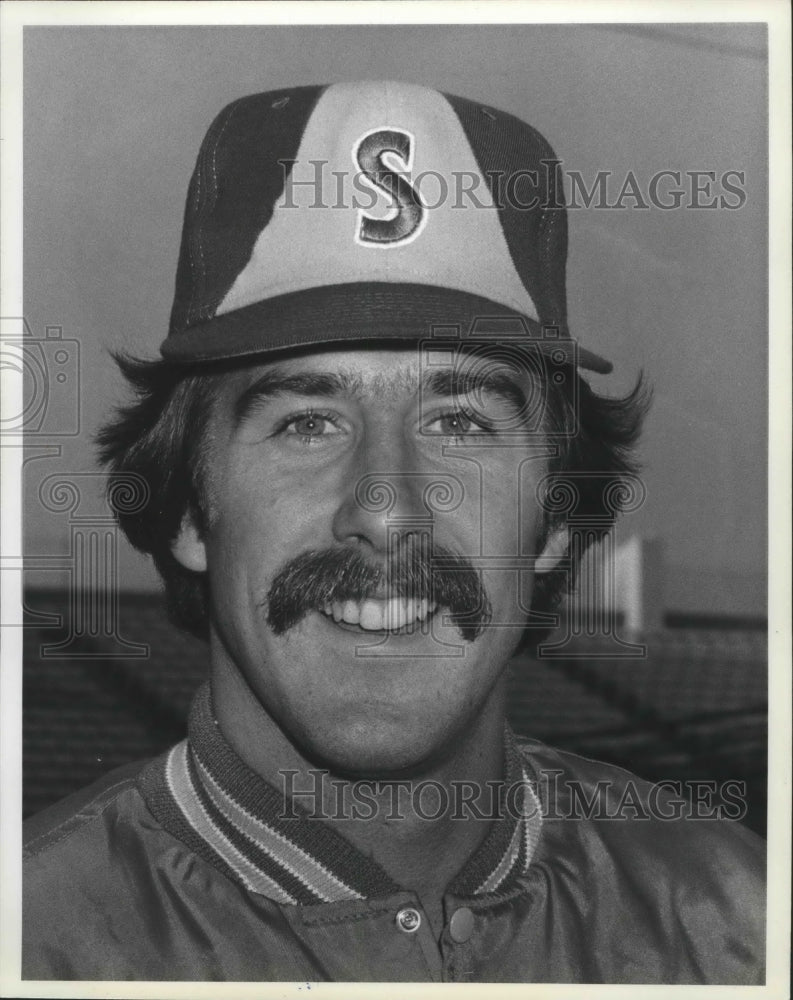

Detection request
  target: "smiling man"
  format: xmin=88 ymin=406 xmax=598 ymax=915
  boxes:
xmin=23 ymin=81 xmax=765 ymax=983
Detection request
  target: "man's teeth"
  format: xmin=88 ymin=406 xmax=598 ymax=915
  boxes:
xmin=322 ymin=598 xmax=437 ymax=631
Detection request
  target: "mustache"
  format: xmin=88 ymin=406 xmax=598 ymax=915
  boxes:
xmin=265 ymin=541 xmax=491 ymax=641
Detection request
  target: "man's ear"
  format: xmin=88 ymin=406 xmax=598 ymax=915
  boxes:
xmin=534 ymin=525 xmax=568 ymax=574
xmin=170 ymin=512 xmax=207 ymax=572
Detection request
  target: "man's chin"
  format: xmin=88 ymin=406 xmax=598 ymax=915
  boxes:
xmin=290 ymin=727 xmax=462 ymax=782
xmin=278 ymin=685 xmax=496 ymax=782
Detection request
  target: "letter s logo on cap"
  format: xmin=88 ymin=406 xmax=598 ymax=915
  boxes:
xmin=354 ymin=128 xmax=425 ymax=246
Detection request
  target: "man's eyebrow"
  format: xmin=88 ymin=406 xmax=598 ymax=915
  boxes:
xmin=233 ymin=366 xmax=530 ymax=423
xmin=422 ymin=369 xmax=528 ymax=412
xmin=233 ymin=370 xmax=363 ymax=424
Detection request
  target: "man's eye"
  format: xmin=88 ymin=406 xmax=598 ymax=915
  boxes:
xmin=279 ymin=411 xmax=341 ymax=442
xmin=426 ymin=410 xmax=489 ymax=437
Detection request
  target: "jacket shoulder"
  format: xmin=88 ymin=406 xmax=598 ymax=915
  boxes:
xmin=23 ymin=755 xmax=182 ymax=979
xmin=24 ymin=758 xmax=150 ymax=859
xmin=516 ymin=737 xmax=765 ymax=982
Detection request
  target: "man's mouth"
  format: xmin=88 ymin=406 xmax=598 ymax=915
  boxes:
xmin=320 ymin=598 xmax=438 ymax=632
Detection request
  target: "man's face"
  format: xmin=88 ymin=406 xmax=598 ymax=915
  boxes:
xmin=175 ymin=344 xmax=560 ymax=776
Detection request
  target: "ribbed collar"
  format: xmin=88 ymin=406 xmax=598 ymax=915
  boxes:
xmin=139 ymin=684 xmax=542 ymax=906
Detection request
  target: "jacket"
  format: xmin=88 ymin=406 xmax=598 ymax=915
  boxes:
xmin=23 ymin=684 xmax=765 ymax=983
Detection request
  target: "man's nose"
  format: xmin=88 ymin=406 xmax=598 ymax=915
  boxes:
xmin=331 ymin=428 xmax=430 ymax=555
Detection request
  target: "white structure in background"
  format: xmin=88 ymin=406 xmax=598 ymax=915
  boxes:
xmin=614 ymin=536 xmax=665 ymax=635
xmin=573 ymin=535 xmax=666 ymax=637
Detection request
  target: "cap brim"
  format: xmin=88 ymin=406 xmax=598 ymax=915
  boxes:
xmin=161 ymin=283 xmax=613 ymax=374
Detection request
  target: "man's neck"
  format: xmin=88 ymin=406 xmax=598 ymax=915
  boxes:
xmin=211 ymin=652 xmax=508 ymax=925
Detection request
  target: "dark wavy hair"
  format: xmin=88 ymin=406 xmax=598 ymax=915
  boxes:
xmin=97 ymin=348 xmax=650 ymax=646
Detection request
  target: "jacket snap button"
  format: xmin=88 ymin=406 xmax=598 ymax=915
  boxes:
xmin=395 ymin=907 xmax=422 ymax=933
xmin=449 ymin=906 xmax=475 ymax=943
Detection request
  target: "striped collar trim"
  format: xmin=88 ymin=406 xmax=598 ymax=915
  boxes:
xmin=140 ymin=684 xmax=543 ymax=906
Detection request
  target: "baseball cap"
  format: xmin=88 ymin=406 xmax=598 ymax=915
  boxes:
xmin=161 ymin=80 xmax=612 ymax=374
